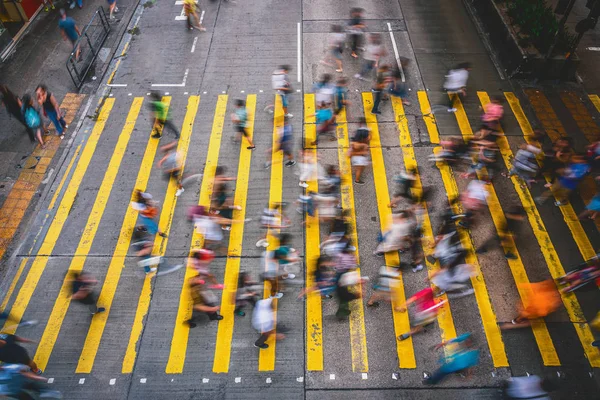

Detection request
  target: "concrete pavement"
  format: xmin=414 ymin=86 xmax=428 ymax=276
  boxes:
xmin=0 ymin=0 xmax=599 ymax=399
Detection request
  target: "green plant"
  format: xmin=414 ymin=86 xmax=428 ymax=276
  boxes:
xmin=503 ymin=0 xmax=573 ymax=54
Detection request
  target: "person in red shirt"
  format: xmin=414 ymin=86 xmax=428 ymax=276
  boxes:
xmin=396 ymin=287 xmax=445 ymax=341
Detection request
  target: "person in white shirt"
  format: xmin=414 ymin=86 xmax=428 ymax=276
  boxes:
xmin=320 ymin=24 xmax=346 ymax=73
xmin=271 ymin=65 xmax=293 ymax=118
xmin=443 ymin=62 xmax=471 ymax=112
xmin=354 ymin=33 xmax=387 ymax=80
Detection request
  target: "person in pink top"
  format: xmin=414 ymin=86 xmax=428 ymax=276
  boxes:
xmin=475 ymin=96 xmax=504 ymax=142
xmin=396 ymin=286 xmax=445 ymax=341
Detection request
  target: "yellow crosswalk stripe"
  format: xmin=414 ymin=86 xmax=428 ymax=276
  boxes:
xmin=589 ymin=94 xmax=600 ymax=114
xmin=560 ymin=91 xmax=600 ymax=144
xmin=335 ymin=108 xmax=369 ymax=372
xmin=165 ymin=95 xmax=227 ymax=373
xmin=448 ymin=93 xmax=559 ymax=366
xmin=391 ymin=97 xmax=457 ymax=346
xmin=304 ymin=94 xmax=324 ymax=371
xmin=33 ymin=98 xmax=143 ymax=371
xmin=1 ymin=99 xmax=115 ymax=335
xmin=431 ymin=93 xmax=509 ymax=368
xmin=258 ymin=96 xmax=284 ymax=371
xmin=479 ymin=92 xmax=600 ymax=367
xmin=362 ymin=92 xmax=415 ymax=369
xmin=212 ymin=95 xmax=256 ymax=373
xmin=76 ymin=97 xmax=170 ymax=373
xmin=504 ymin=92 xmax=598 ymax=260
xmin=123 ymin=96 xmax=200 ymax=373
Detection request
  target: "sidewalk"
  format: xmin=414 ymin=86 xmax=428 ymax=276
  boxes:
xmin=0 ymin=0 xmax=139 ymax=264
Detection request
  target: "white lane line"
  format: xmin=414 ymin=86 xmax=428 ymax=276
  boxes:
xmin=191 ymin=36 xmax=198 ymax=53
xmin=200 ymin=10 xmax=205 ymax=24
xmin=587 ymin=47 xmax=600 ymax=51
xmin=387 ymin=22 xmax=405 ymax=82
xmin=151 ymin=69 xmax=189 ymax=87
xmin=106 ymin=83 xmax=127 ymax=87
xmin=297 ymin=22 xmax=302 ymax=83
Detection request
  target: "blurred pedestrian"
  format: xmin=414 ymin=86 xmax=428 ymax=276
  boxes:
xmin=501 ymin=280 xmax=561 ymax=330
xmin=184 ymin=0 xmax=205 ymax=30
xmin=149 ymin=91 xmax=180 ymax=139
xmin=320 ymin=25 xmax=345 ymax=73
xmin=0 ymin=334 xmax=41 ymax=374
xmin=397 ymin=286 xmax=444 ymax=341
xmin=504 ymin=143 xmax=542 ymax=187
xmin=42 ymin=0 xmax=55 ymax=12
xmin=272 ymin=65 xmax=293 ymax=118
xmin=476 ymin=205 xmax=525 ymax=260
xmin=370 ymin=64 xmax=390 ymax=115
xmin=504 ymin=375 xmax=558 ymax=399
xmin=535 ymin=154 xmax=590 ymax=207
xmin=253 ymin=298 xmax=288 ymax=349
xmin=234 ymin=271 xmax=261 ymax=317
xmin=36 ymin=85 xmax=67 ymax=139
xmin=366 ymin=266 xmax=401 ymax=308
xmin=107 ymin=0 xmax=119 ymax=20
xmin=374 ymin=211 xmax=414 ymax=257
xmin=311 ymin=102 xmax=336 ymax=145
xmin=475 ymin=96 xmax=504 ymax=142
xmin=231 ymin=99 xmax=255 ymax=149
xmin=255 ymin=203 xmax=290 ymax=248
xmin=387 ymin=68 xmax=411 ymax=106
xmin=347 ymin=7 xmax=365 ymax=59
xmin=334 ymin=77 xmax=350 ymax=116
xmin=443 ymin=62 xmax=471 ymax=113
xmin=423 ymin=333 xmax=479 ymax=384
xmin=20 ymin=94 xmax=45 ymax=148
xmin=58 ymin=9 xmax=81 ymax=61
xmin=186 ymin=275 xmax=223 ymax=327
xmin=69 ymin=271 xmax=105 ymax=315
xmin=335 ymin=267 xmax=365 ymax=320
xmin=0 ymin=363 xmax=61 ymax=399
xmin=158 ymin=141 xmax=185 ymax=196
xmin=189 ymin=249 xmax=224 ymax=289
xmin=348 ymin=118 xmax=370 ymax=184
xmin=354 ymin=33 xmax=386 ymax=81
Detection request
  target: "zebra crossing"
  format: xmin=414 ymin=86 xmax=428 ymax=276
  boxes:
xmin=0 ymin=89 xmax=599 ymax=390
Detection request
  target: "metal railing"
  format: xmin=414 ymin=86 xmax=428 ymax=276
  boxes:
xmin=66 ymin=6 xmax=111 ymax=88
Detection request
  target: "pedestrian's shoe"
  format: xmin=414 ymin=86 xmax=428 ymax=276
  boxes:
xmin=554 ymin=200 xmax=568 ymax=207
xmin=299 ymin=181 xmax=308 ymax=188
xmin=412 ymin=264 xmax=424 ymax=273
xmin=159 ymin=232 xmax=168 ymax=238
xmin=256 ymin=239 xmax=269 ymax=248
xmin=209 ymin=284 xmax=225 ymax=290
xmin=186 ymin=320 xmax=197 ymax=328
xmin=371 ymin=110 xmax=381 ymax=115
xmin=270 ymin=293 xmax=284 ymax=299
xmin=254 ymin=343 xmax=269 ymax=349
xmin=44 ymin=6 xmax=49 ymax=11
xmin=397 ymin=333 xmax=411 ymax=341
xmin=33 ymin=368 xmax=43 ymax=375
xmin=504 ymin=252 xmax=517 ymax=260
xmin=92 ymin=307 xmax=106 ymax=315
xmin=285 ymin=160 xmax=296 ymax=167
xmin=151 ymin=133 xmax=162 ymax=138
xmin=210 ymin=315 xmax=224 ymax=321
xmin=367 ymin=302 xmax=380 ymax=308
xmin=235 ymin=310 xmax=246 ymax=317
xmin=175 ymin=188 xmax=185 ymax=197
xmin=281 ymin=273 xmax=295 ymax=280
xmin=285 ymin=113 xmax=293 ymax=118
xmin=447 ymin=108 xmax=457 ymax=112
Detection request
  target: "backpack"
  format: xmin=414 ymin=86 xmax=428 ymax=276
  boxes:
xmin=23 ymin=106 xmax=40 ymax=129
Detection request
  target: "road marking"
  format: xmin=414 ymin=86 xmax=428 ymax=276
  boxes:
xmin=166 ymin=95 xmax=227 ymax=373
xmin=33 ymin=98 xmax=143 ymax=371
xmin=107 ymin=43 xmax=130 ymax=86
xmin=297 ymin=22 xmax=302 ymax=83
xmin=418 ymin=92 xmax=439 ymax=144
xmin=505 ymin=92 xmax=598 ymax=259
xmin=122 ymin=96 xmax=200 ymax=373
xmin=586 ymin=47 xmax=600 ymax=51
xmin=440 ymin=93 xmax=509 ymax=367
xmin=191 ymin=37 xmax=198 ymax=53
xmin=258 ymin=95 xmax=284 ymax=371
xmin=494 ymin=92 xmax=600 ymax=367
xmin=76 ymin=97 xmax=170 ymax=373
xmin=335 ymin=107 xmax=368 ymax=372
xmin=362 ymin=92 xmax=415 ymax=369
xmin=212 ymin=95 xmax=256 ymax=373
xmin=447 ymin=93 xmax=559 ymax=365
xmin=303 ymin=94 xmax=323 ymax=371
xmin=387 ymin=22 xmax=405 ymax=83
xmin=152 ymin=69 xmax=189 ymax=88
xmin=0 ymin=99 xmax=114 ymax=335
xmin=589 ymin=94 xmax=600 ymax=113
xmin=393 ymin=96 xmax=457 ymax=347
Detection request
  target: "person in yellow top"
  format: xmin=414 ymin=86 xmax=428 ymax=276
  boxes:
xmin=184 ymin=0 xmax=206 ymax=32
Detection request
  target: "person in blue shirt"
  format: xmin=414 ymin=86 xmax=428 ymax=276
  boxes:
xmin=424 ymin=333 xmax=480 ymax=384
xmin=311 ymin=102 xmax=335 ymax=145
xmin=58 ymin=9 xmax=81 ymax=61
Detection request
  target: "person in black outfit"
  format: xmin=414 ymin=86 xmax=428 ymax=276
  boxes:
xmin=476 ymin=206 xmax=525 ymax=260
xmin=0 ymin=333 xmax=41 ymax=374
xmin=69 ymin=271 xmax=105 ymax=315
